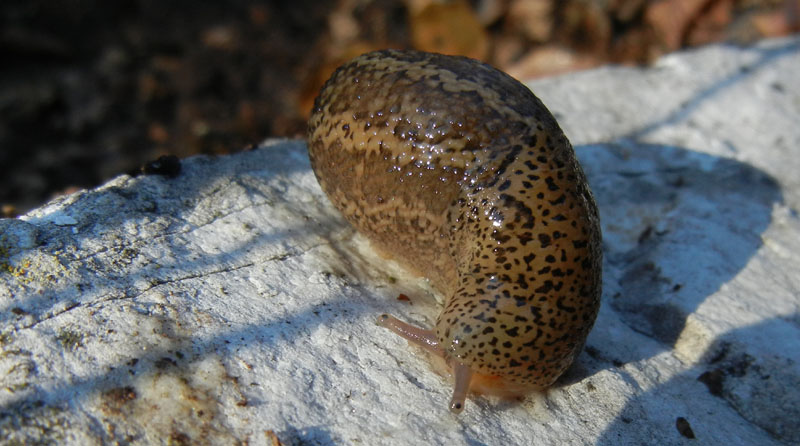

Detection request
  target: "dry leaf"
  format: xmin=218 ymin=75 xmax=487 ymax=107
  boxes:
xmin=508 ymin=0 xmax=554 ymax=43
xmin=408 ymin=0 xmax=489 ymax=59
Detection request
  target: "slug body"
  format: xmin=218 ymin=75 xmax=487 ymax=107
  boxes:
xmin=308 ymin=50 xmax=601 ymax=412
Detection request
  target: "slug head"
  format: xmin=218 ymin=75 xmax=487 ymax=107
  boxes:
xmin=377 ymin=312 xmax=541 ymax=413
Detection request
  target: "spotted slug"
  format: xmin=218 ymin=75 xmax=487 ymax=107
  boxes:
xmin=307 ymin=49 xmax=602 ymax=413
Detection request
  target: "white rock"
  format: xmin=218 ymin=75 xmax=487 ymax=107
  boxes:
xmin=1 ymin=38 xmax=798 ymax=445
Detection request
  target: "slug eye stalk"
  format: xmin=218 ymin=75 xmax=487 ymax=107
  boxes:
xmin=376 ymin=314 xmax=472 ymax=413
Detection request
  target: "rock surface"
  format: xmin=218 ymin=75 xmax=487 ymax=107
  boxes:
xmin=1 ymin=37 xmax=799 ymax=445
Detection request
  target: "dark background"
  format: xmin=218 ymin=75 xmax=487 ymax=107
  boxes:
xmin=1 ymin=0 xmax=796 ymax=215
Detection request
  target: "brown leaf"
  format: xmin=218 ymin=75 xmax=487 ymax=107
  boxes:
xmin=505 ymin=45 xmax=599 ymax=80
xmin=409 ymin=0 xmax=489 ymax=60
xmin=508 ymin=0 xmax=554 ymax=43
xmin=646 ymin=0 xmax=714 ymax=51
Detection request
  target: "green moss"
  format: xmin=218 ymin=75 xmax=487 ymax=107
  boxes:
xmin=120 ymin=247 xmax=139 ymax=261
xmin=55 ymin=328 xmax=84 ymax=352
xmin=0 ymin=244 xmax=32 ymax=282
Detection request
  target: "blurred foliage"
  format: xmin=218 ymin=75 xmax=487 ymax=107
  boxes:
xmin=1 ymin=0 xmax=797 ymax=215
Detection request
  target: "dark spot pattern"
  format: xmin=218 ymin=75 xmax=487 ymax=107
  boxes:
xmin=308 ymin=49 xmax=602 ymax=391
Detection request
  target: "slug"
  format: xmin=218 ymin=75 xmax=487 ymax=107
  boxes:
xmin=307 ymin=49 xmax=602 ymax=413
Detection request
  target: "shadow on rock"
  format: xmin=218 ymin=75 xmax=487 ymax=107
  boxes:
xmin=571 ymin=142 xmax=795 ymax=444
xmin=580 ymin=141 xmax=781 ymax=353
xmin=597 ymin=316 xmax=800 ymax=445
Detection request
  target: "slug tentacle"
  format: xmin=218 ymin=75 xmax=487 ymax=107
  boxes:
xmin=308 ymin=49 xmax=602 ymax=413
xmin=450 ymin=362 xmax=473 ymax=414
xmin=376 ymin=314 xmax=443 ymax=357
xmin=377 ymin=313 xmax=475 ymax=413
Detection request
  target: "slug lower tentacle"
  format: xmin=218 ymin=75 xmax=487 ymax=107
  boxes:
xmin=308 ymin=49 xmax=602 ymax=413
xmin=376 ymin=314 xmax=473 ymax=413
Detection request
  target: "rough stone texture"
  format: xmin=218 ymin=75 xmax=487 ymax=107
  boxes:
xmin=1 ymin=37 xmax=799 ymax=445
